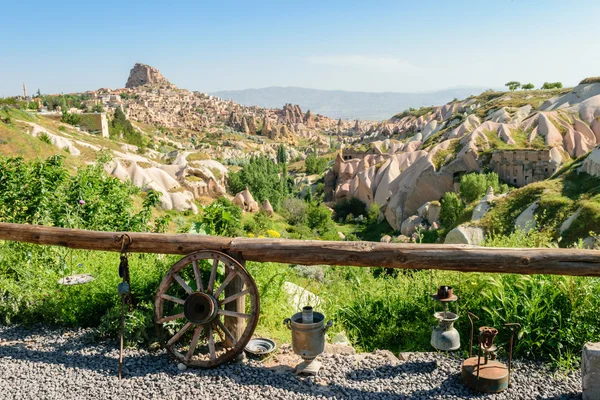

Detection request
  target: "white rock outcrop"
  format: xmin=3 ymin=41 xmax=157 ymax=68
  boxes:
xmin=444 ymin=226 xmax=485 ymax=245
xmin=515 ymin=202 xmax=538 ymax=233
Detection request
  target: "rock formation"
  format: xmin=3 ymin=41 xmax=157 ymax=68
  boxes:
xmin=125 ymin=63 xmax=173 ymax=88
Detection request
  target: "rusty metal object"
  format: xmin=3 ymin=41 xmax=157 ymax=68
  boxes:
xmin=115 ymin=234 xmax=132 ymax=380
xmin=462 ymin=322 xmax=520 ymax=393
xmin=461 ymin=357 xmax=509 ymax=393
xmin=284 ymin=310 xmax=332 ymax=361
xmin=467 ymin=312 xmax=479 ymax=358
xmin=154 ymin=250 xmax=260 ymax=368
xmin=504 ymin=323 xmax=521 ymax=387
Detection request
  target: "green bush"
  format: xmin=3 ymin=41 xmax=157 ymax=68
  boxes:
xmin=280 ymin=197 xmax=308 ymax=225
xmin=0 ymin=155 xmax=161 ymax=231
xmin=439 ymin=192 xmax=464 ymax=228
xmin=333 ymin=197 xmax=367 ymax=222
xmin=190 ymin=197 xmax=243 ymax=237
xmin=459 ymin=172 xmax=507 ymax=203
xmin=244 ymin=210 xmax=273 ymax=236
xmin=307 ymin=203 xmax=335 ymax=234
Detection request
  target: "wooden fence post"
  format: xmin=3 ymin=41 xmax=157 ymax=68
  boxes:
xmin=225 ymin=251 xmax=246 ymax=360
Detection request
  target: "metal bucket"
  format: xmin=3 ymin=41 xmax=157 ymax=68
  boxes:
xmin=284 ymin=310 xmax=333 ymax=361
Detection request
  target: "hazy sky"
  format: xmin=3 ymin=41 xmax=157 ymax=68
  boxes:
xmin=2 ymin=0 xmax=599 ymax=96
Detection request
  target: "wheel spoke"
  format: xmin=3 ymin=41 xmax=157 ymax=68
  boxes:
xmin=219 ymin=289 xmax=250 ymax=306
xmin=208 ymin=324 xmax=216 ymax=361
xmin=213 ymin=272 xmax=238 ymax=299
xmin=216 ymin=319 xmax=238 ymax=346
xmin=167 ymin=322 xmax=193 ymax=346
xmin=157 ymin=312 xmax=185 ymax=323
xmin=192 ymin=260 xmax=204 ymax=292
xmin=214 ymin=322 xmax=225 ymax=343
xmin=207 ymin=258 xmax=218 ymax=294
xmin=160 ymin=293 xmax=185 ymax=305
xmin=186 ymin=326 xmax=204 ymax=362
xmin=217 ymin=309 xmax=251 ymax=319
xmin=173 ymin=273 xmax=194 ymax=295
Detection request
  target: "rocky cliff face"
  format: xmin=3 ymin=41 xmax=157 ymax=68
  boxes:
xmin=125 ymin=63 xmax=173 ymax=89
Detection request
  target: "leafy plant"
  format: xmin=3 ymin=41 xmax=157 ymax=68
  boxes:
xmin=439 ymin=192 xmax=464 ymax=228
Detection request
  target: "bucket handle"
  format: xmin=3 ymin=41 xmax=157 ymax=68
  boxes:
xmin=323 ymin=320 xmax=333 ymax=333
xmin=283 ymin=318 xmax=291 ymax=330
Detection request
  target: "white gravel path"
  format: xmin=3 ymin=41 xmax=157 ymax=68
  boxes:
xmin=0 ymin=325 xmax=582 ymax=399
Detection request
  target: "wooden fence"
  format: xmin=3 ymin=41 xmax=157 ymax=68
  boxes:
xmin=0 ymin=222 xmax=599 ymax=276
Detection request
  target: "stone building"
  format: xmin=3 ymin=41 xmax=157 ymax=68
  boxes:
xmin=490 ymin=149 xmax=557 ymax=187
xmin=341 ymin=146 xmax=381 ymax=161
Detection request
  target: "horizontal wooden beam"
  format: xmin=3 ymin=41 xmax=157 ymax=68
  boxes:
xmin=0 ymin=222 xmax=599 ymax=276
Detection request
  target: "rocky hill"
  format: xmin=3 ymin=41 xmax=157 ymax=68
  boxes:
xmin=328 ymin=82 xmax=600 ymax=246
xmin=0 ymin=63 xmax=366 ymax=213
xmin=125 ymin=63 xmax=174 ymax=89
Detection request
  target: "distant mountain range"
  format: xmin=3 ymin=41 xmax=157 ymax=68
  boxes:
xmin=210 ymin=86 xmax=488 ymax=121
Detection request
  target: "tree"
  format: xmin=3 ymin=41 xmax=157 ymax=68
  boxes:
xmin=505 ymin=81 xmax=521 ymax=91
xmin=459 ymin=172 xmax=505 ymax=203
xmin=522 ymin=83 xmax=534 ymax=90
xmin=227 ymin=156 xmax=287 ymax=210
xmin=541 ymin=82 xmax=563 ymax=90
xmin=305 ymin=154 xmax=328 ymax=175
xmin=109 ymin=107 xmax=144 ymax=148
xmin=276 ymin=144 xmax=287 ymax=164
xmin=439 ymin=192 xmax=464 ymax=228
xmin=91 ymin=104 xmax=105 ymax=113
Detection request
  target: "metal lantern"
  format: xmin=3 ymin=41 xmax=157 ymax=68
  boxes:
xmin=284 ymin=306 xmax=333 ymax=375
xmin=431 ymin=285 xmax=460 ymax=351
xmin=461 ymin=312 xmax=521 ymax=393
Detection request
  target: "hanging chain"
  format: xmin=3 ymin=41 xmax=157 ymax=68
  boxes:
xmin=115 ymin=234 xmax=132 ymax=380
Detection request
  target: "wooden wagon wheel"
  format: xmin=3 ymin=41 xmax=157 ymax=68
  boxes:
xmin=154 ymin=250 xmax=260 ymax=368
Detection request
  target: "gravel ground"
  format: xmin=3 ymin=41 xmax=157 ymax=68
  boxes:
xmin=0 ymin=325 xmax=582 ymax=400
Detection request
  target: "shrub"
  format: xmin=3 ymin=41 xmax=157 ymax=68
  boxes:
xmin=39 ymin=132 xmax=52 ymax=144
xmin=190 ymin=197 xmax=243 ymax=237
xmin=333 ymin=197 xmax=367 ymax=222
xmin=0 ymin=155 xmax=161 ymax=232
xmin=307 ymin=203 xmax=335 ymax=234
xmin=280 ymin=198 xmax=308 ymax=225
xmin=244 ymin=210 xmax=273 ymax=236
xmin=439 ymin=192 xmax=464 ymax=228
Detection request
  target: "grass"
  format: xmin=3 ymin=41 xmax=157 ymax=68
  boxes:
xmin=393 ymin=106 xmax=434 ymax=120
xmin=432 ymin=139 xmax=463 ymax=171
xmin=187 ymin=152 xmax=211 ymax=162
xmin=579 ymin=77 xmax=600 ymax=84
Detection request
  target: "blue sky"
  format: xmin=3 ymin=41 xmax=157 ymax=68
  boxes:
xmin=1 ymin=0 xmax=599 ymax=96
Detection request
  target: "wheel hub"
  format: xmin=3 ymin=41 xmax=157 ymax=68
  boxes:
xmin=184 ymin=292 xmax=218 ymax=324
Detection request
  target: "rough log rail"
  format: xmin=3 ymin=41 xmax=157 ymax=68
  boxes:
xmin=0 ymin=222 xmax=599 ymax=276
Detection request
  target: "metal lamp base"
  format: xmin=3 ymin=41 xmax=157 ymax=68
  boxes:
xmin=461 ymin=356 xmax=508 ymax=393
